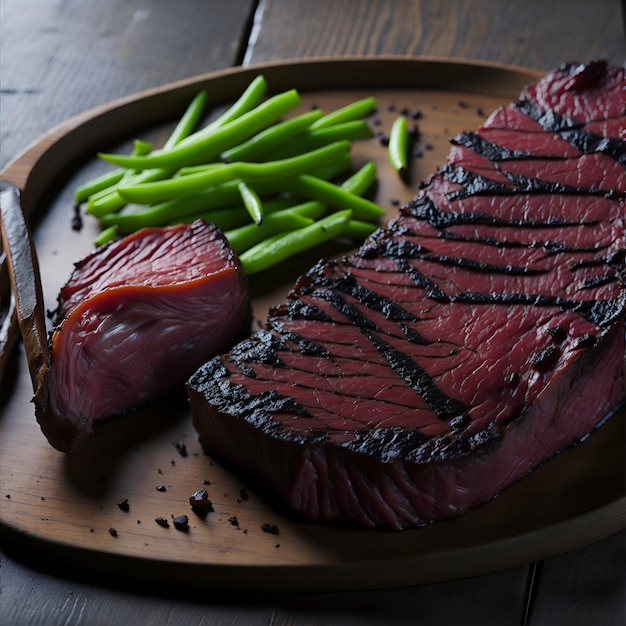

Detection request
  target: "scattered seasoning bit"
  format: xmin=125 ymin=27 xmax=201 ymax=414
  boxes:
xmin=372 ymin=117 xmax=382 ymax=126
xmin=458 ymin=100 xmax=469 ymax=108
xmin=173 ymin=515 xmax=189 ymax=531
xmin=173 ymin=441 xmax=188 ymax=457
xmin=117 ymin=498 xmax=130 ymax=512
xmin=261 ymin=523 xmax=280 ymax=535
xmin=157 ymin=468 xmax=164 ymax=475
xmin=109 ymin=527 xmax=118 ymax=537
xmin=155 ymin=517 xmax=170 ymax=528
xmin=89 ymin=528 xmax=94 ymax=532
xmin=386 ymin=103 xmax=395 ymax=111
xmin=375 ymin=130 xmax=389 ymax=147
xmin=410 ymin=108 xmax=422 ymax=120
xmin=532 ymin=345 xmax=561 ymax=370
xmin=5 ymin=495 xmax=9 ymax=499
xmin=203 ymin=479 xmax=211 ymax=485
xmin=155 ymin=485 xmax=167 ymax=492
xmin=237 ymin=488 xmax=249 ymax=502
xmin=40 ymin=497 xmax=45 ymax=501
xmin=424 ymin=143 xmax=434 ymax=151
xmin=137 ymin=520 xmax=141 ymax=524
xmin=547 ymin=326 xmax=567 ymax=343
xmin=189 ymin=488 xmax=214 ymax=512
xmin=390 ymin=198 xmax=401 ymax=206
xmin=171 ymin=460 xmax=176 ymax=466
xmin=228 ymin=516 xmax=239 ymax=527
xmin=71 ymin=206 xmax=83 ymax=232
xmin=275 ymin=544 xmax=280 ymax=548
xmin=476 ymin=106 xmax=485 ymax=117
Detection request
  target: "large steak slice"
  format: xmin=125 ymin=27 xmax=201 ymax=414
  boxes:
xmin=36 ymin=219 xmax=250 ymax=453
xmin=187 ymin=61 xmax=626 ymax=530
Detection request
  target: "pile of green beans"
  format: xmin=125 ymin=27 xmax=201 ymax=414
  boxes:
xmin=75 ymin=75 xmax=387 ymax=273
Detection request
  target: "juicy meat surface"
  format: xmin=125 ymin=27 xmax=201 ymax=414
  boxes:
xmin=187 ymin=61 xmax=626 ymax=530
xmin=36 ymin=219 xmax=250 ymax=453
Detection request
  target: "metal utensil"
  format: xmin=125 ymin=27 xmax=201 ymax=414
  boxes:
xmin=0 ymin=181 xmax=49 ymax=395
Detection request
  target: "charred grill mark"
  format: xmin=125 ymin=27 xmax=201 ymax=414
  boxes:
xmin=365 ymin=332 xmax=467 ymax=421
xmin=405 ymin=196 xmax=596 ymax=229
xmin=444 ymin=164 xmax=622 ymax=201
xmin=579 ymin=273 xmax=618 ymax=289
xmin=515 ymin=99 xmax=626 ymax=166
xmin=451 ymin=131 xmax=554 ymax=161
xmin=421 ymin=253 xmax=548 ymax=276
xmin=394 ymin=258 xmax=449 ymax=301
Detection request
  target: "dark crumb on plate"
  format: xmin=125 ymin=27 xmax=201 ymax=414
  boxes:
xmin=173 ymin=441 xmax=187 ymax=457
xmin=89 ymin=528 xmax=94 ymax=532
xmin=109 ymin=527 xmax=118 ymax=537
xmin=155 ymin=517 xmax=170 ymax=528
xmin=228 ymin=516 xmax=239 ymax=526
xmin=275 ymin=544 xmax=280 ymax=548
xmin=424 ymin=143 xmax=434 ymax=151
xmin=390 ymin=199 xmax=400 ymax=206
xmin=117 ymin=498 xmax=130 ymax=511
xmin=5 ymin=494 xmax=9 ymax=499
xmin=71 ymin=206 xmax=83 ymax=232
xmin=203 ymin=479 xmax=211 ymax=485
xmin=157 ymin=468 xmax=164 ymax=475
xmin=476 ymin=106 xmax=485 ymax=116
xmin=458 ymin=100 xmax=469 ymax=108
xmin=40 ymin=497 xmax=45 ymax=501
xmin=189 ymin=488 xmax=214 ymax=513
xmin=155 ymin=485 xmax=167 ymax=492
xmin=261 ymin=523 xmax=279 ymax=535
xmin=237 ymin=488 xmax=249 ymax=502
xmin=173 ymin=515 xmax=189 ymax=531
xmin=171 ymin=460 xmax=176 ymax=466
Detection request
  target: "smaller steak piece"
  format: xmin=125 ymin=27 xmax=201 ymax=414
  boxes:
xmin=36 ymin=219 xmax=250 ymax=452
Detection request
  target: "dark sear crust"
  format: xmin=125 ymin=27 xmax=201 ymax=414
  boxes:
xmin=187 ymin=61 xmax=626 ymax=530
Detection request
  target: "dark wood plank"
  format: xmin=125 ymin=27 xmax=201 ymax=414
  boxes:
xmin=529 ymin=532 xmax=626 ymax=626
xmin=0 ymin=0 xmax=256 ymax=169
xmin=248 ymin=0 xmax=626 ymax=70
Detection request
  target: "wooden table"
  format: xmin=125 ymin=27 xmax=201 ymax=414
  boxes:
xmin=1 ymin=1 xmax=624 ymax=623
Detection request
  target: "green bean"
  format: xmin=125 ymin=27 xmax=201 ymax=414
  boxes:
xmin=133 ymin=139 xmax=153 ymax=155
xmin=98 ymin=89 xmax=302 ymax=170
xmin=388 ymin=115 xmax=409 ymax=177
xmin=93 ymin=225 xmax=118 ymax=247
xmin=75 ymin=168 xmax=126 ymax=204
xmin=221 ymin=109 xmax=323 ymax=162
xmin=310 ymin=96 xmax=377 ymax=129
xmin=283 ymin=173 xmax=384 ymax=221
xmin=85 ymin=90 xmax=209 ymax=216
xmin=225 ymin=212 xmax=314 ymax=254
xmin=340 ymin=161 xmax=377 ymax=195
xmin=239 ymin=209 xmax=353 ymax=275
xmin=268 ymin=120 xmax=373 ymax=160
xmin=116 ymin=141 xmax=351 ymax=205
xmin=342 ymin=219 xmax=379 ymax=240
xmin=238 ymin=182 xmax=263 ymax=224
xmin=202 ymin=75 xmax=267 ymax=130
xmin=177 ymin=207 xmax=256 ymax=231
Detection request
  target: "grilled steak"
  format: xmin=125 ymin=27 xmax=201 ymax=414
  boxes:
xmin=36 ymin=219 xmax=250 ymax=453
xmin=187 ymin=61 xmax=626 ymax=530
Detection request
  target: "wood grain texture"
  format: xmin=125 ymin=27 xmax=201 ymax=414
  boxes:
xmin=248 ymin=0 xmax=626 ymax=70
xmin=0 ymin=0 xmax=256 ymax=169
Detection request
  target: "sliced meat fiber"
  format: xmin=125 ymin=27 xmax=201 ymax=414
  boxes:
xmin=36 ymin=219 xmax=250 ymax=453
xmin=187 ymin=61 xmax=626 ymax=530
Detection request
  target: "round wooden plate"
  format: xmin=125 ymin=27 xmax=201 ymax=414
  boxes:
xmin=1 ymin=57 xmax=624 ymax=592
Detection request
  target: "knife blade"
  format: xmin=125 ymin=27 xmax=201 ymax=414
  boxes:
xmin=0 ymin=181 xmax=49 ymax=395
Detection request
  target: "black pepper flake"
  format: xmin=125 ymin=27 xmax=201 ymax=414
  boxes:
xmin=458 ymin=100 xmax=469 ymax=108
xmin=157 ymin=468 xmax=164 ymax=475
xmin=424 ymin=143 xmax=434 ymax=151
xmin=410 ymin=109 xmax=422 ymax=120
xmin=117 ymin=498 xmax=130 ymax=512
xmin=155 ymin=485 xmax=167 ymax=492
xmin=261 ymin=523 xmax=279 ymax=535
xmin=40 ymin=497 xmax=45 ymax=501
xmin=109 ymin=528 xmax=118 ymax=537
xmin=203 ymin=479 xmax=211 ymax=485
xmin=532 ymin=345 xmax=561 ymax=370
xmin=173 ymin=515 xmax=189 ymax=531
xmin=71 ymin=206 xmax=83 ymax=232
xmin=173 ymin=441 xmax=188 ymax=457
xmin=89 ymin=528 xmax=94 ymax=532
xmin=547 ymin=326 xmax=567 ymax=343
xmin=5 ymin=495 xmax=9 ymax=499
xmin=155 ymin=517 xmax=169 ymax=528
xmin=476 ymin=106 xmax=485 ymax=117
xmin=228 ymin=516 xmax=239 ymax=526
xmin=275 ymin=543 xmax=280 ymax=548
xmin=237 ymin=488 xmax=249 ymax=502
xmin=189 ymin=488 xmax=214 ymax=513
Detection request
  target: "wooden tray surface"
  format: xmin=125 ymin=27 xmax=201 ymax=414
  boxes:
xmin=1 ymin=58 xmax=624 ymax=592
